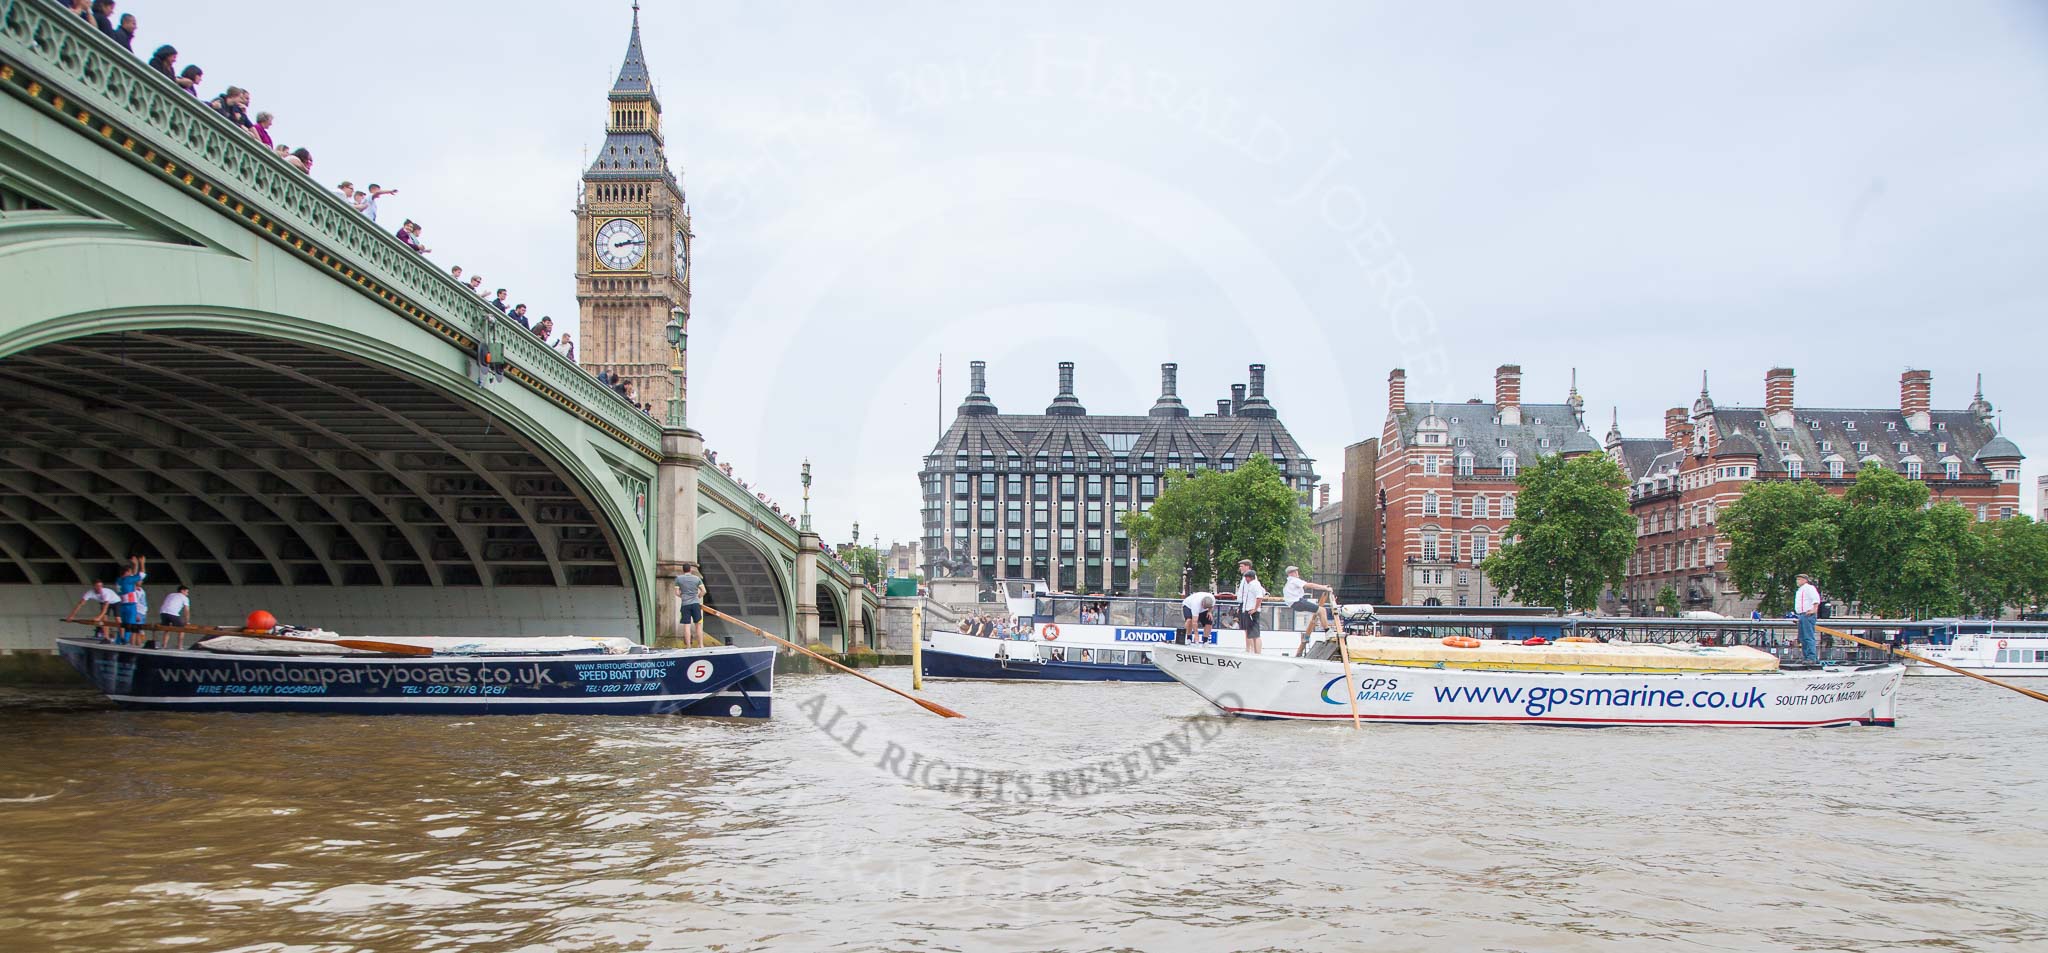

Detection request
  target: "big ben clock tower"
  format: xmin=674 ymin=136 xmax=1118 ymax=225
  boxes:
xmin=576 ymin=3 xmax=691 ymax=411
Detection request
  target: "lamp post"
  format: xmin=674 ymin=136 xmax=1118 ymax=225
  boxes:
xmin=663 ymin=306 xmax=688 ymax=429
xmin=800 ymin=459 xmax=812 ymax=532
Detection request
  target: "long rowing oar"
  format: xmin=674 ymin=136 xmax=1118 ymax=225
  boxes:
xmin=703 ymin=605 xmax=964 ymax=719
xmin=1819 ymin=624 xmax=2048 ymax=705
xmin=1314 ymin=593 xmax=1361 ymax=731
xmin=60 ymin=618 xmax=433 ymax=656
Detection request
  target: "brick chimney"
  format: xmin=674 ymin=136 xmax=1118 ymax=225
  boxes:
xmin=1149 ymin=362 xmax=1188 ymax=417
xmin=957 ymin=359 xmax=998 ymax=415
xmin=1230 ymin=384 xmax=1246 ymax=415
xmin=1319 ymin=483 xmax=1331 ymax=507
xmin=1216 ymin=399 xmax=1232 ymax=417
xmin=1665 ymin=407 xmax=1689 ymax=450
xmin=1764 ymin=367 xmax=1795 ymax=428
xmin=1495 ymin=364 xmax=1523 ymax=426
xmin=1045 ymin=361 xmax=1086 ymax=416
xmin=1388 ymin=368 xmax=1407 ymax=415
xmin=1238 ymin=363 xmax=1276 ymax=417
xmin=1900 ymin=369 xmax=1932 ymax=431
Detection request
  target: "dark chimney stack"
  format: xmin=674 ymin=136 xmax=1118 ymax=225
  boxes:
xmin=1230 ymin=384 xmax=1246 ymax=415
xmin=1150 ymin=362 xmax=1189 ymax=417
xmin=1217 ymin=399 xmax=1232 ymax=417
xmin=956 ymin=359 xmax=998 ymax=415
xmin=1238 ymin=363 xmax=1277 ymax=417
xmin=1045 ymin=361 xmax=1086 ymax=416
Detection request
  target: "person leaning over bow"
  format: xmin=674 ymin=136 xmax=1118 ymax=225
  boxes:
xmin=67 ymin=580 xmax=120 ymax=641
xmin=1794 ymin=573 xmax=1823 ymax=665
xmin=675 ymin=562 xmax=706 ymax=648
xmin=1180 ymin=589 xmax=1216 ymax=645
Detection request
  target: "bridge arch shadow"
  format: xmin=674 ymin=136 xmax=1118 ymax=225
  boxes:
xmin=0 ymin=321 xmax=650 ymax=646
xmin=699 ymin=531 xmax=791 ymax=645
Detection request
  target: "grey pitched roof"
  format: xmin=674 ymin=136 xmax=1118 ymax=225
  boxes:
xmin=1707 ymin=407 xmax=2013 ymax=476
xmin=929 ymin=411 xmax=1314 ymax=477
xmin=1563 ymin=428 xmax=1603 ymax=455
xmin=587 ymin=131 xmax=669 ymax=178
xmin=1394 ymin=401 xmax=1591 ymax=464
xmin=1613 ymin=437 xmax=1673 ymax=481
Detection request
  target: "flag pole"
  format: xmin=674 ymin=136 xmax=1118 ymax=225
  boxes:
xmin=937 ymin=353 xmax=943 ymax=438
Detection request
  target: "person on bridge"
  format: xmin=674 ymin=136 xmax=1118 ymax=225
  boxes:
xmin=147 ymin=44 xmax=177 ymax=81
xmin=490 ymin=289 xmax=509 ymax=312
xmin=676 ymin=562 xmax=706 ymax=648
xmin=360 ymin=184 xmax=397 ymax=222
xmin=552 ymin=332 xmax=576 ymax=361
xmin=1180 ymin=590 xmax=1216 ymax=645
xmin=506 ymin=304 xmax=530 ymax=330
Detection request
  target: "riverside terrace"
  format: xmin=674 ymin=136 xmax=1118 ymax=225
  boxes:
xmin=0 ymin=2 xmax=879 ymax=652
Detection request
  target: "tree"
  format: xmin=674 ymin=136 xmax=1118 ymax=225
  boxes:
xmin=1959 ymin=516 xmax=2048 ymax=618
xmin=840 ymin=545 xmax=883 ymax=581
xmin=1654 ymin=584 xmax=1681 ymax=616
xmin=1835 ymin=466 xmax=1971 ymax=618
xmin=1479 ymin=453 xmax=1635 ymax=612
xmin=1124 ymin=454 xmax=1313 ymax=595
xmin=1720 ymin=479 xmax=1843 ymax=615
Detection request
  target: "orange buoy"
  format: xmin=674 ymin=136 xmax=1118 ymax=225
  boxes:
xmin=1042 ymin=624 xmax=1060 ymax=641
xmin=244 ymin=609 xmax=278 ymax=632
xmin=1442 ymin=636 xmax=1483 ymax=649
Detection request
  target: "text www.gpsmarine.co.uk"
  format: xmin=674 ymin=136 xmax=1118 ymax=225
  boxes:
xmin=796 ymin=691 xmax=1243 ymax=803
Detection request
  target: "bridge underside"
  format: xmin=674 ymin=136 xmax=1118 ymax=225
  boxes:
xmin=698 ymin=533 xmax=792 ymax=644
xmin=0 ymin=330 xmax=638 ymax=647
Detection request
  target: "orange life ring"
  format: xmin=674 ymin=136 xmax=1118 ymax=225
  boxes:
xmin=1043 ymin=624 xmax=1059 ymax=641
xmin=1442 ymin=636 xmax=1483 ymax=649
xmin=1997 ymin=639 xmax=2008 ymax=649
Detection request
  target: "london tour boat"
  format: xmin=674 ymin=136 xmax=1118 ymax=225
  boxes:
xmin=56 ymin=617 xmax=775 ymax=717
xmin=1152 ymin=633 xmax=1904 ymax=728
xmin=920 ymin=580 xmax=1340 ymax=682
xmin=1896 ymin=619 xmax=2048 ymax=679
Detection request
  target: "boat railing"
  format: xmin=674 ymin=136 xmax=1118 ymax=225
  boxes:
xmin=1355 ymin=615 xmax=1926 ymax=665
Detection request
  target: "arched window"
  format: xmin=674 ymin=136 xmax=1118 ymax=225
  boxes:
xmin=1472 ymin=528 xmax=1491 ymax=563
xmin=1503 ymin=494 xmax=1517 ymax=518
xmin=1422 ymin=491 xmax=1439 ymax=517
xmin=1421 ymin=529 xmax=1440 ymax=562
xmin=1474 ymin=495 xmax=1490 ymax=519
xmin=1500 ymin=452 xmax=1518 ymax=478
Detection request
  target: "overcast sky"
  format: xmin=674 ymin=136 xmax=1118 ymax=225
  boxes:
xmin=161 ymin=0 xmax=2048 ymax=545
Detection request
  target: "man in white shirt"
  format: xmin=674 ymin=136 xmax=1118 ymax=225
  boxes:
xmin=1793 ymin=573 xmax=1822 ymax=664
xmin=1236 ymin=560 xmax=1267 ymax=655
xmin=67 ymin=580 xmax=120 ymax=639
xmin=1181 ymin=590 xmax=1216 ymax=645
xmin=1282 ymin=566 xmax=1335 ymax=654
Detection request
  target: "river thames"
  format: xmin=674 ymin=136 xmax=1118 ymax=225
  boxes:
xmin=3 ymin=672 xmax=2045 ymax=952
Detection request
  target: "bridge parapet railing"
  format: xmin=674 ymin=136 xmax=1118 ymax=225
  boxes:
xmin=0 ymin=1 xmax=660 ymax=453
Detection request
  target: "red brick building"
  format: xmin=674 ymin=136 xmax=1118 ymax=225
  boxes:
xmin=1608 ymin=368 xmax=2025 ymax=616
xmin=1377 ymin=365 xmax=1603 ymax=606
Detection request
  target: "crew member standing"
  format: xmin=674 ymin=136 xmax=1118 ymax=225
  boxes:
xmin=113 ymin=555 xmax=147 ymax=645
xmin=675 ymin=562 xmax=706 ymax=648
xmin=1793 ymin=573 xmax=1822 ymax=665
xmin=1180 ymin=590 xmax=1216 ymax=645
xmin=1236 ymin=560 xmax=1267 ymax=656
xmin=159 ymin=585 xmax=192 ymax=647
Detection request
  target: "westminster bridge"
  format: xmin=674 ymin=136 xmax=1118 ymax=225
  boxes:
xmin=0 ymin=3 xmax=877 ymax=651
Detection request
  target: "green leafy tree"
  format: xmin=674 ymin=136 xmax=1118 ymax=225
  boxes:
xmin=1654 ymin=584 xmax=1681 ymax=616
xmin=1835 ymin=466 xmax=1971 ymax=617
xmin=839 ymin=545 xmax=883 ymax=581
xmin=1479 ymin=453 xmax=1635 ymax=612
xmin=1959 ymin=515 xmax=2048 ymax=618
xmin=1720 ymin=479 xmax=1844 ymax=615
xmin=1124 ymin=454 xmax=1313 ymax=595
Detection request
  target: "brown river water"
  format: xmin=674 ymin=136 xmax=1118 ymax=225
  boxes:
xmin=3 ymin=671 xmax=2046 ymax=952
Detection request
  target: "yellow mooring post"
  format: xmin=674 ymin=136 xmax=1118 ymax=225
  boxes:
xmin=911 ymin=603 xmax=925 ymax=690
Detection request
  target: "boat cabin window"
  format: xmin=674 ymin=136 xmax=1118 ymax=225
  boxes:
xmin=1099 ymin=649 xmax=1127 ymax=665
xmin=1050 ymin=597 xmax=1085 ymax=624
xmin=1107 ymin=600 xmax=1139 ymax=626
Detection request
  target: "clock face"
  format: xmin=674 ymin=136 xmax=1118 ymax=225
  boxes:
xmin=595 ymin=218 xmax=646 ymax=270
xmin=672 ymin=228 xmax=688 ymax=276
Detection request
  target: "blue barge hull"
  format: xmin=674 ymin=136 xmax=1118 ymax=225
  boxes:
xmin=920 ymin=646 xmax=1172 ymax=683
xmin=56 ymin=638 xmax=775 ymax=717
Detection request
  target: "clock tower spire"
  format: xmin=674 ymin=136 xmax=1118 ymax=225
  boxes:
xmin=576 ymin=2 xmax=691 ymax=414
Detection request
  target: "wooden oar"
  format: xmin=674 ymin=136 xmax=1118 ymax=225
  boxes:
xmin=60 ymin=618 xmax=433 ymax=656
xmin=703 ymin=605 xmax=964 ymax=719
xmin=1334 ymin=613 xmax=1363 ymax=731
xmin=1819 ymin=624 xmax=2048 ymax=705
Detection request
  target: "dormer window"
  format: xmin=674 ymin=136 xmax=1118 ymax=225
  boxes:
xmin=1539 ymin=437 xmax=1551 ymax=449
xmin=1897 ymin=442 xmax=1909 ymax=453
xmin=1777 ymin=441 xmax=1790 ymax=451
xmin=1497 ymin=438 xmax=1509 ymax=448
xmin=1500 ymin=453 xmax=1518 ymax=478
xmin=1829 ymin=460 xmax=1843 ymax=479
xmin=1454 ymin=437 xmax=1466 ymax=447
xmin=1944 ymin=461 xmax=1961 ymax=480
xmin=1936 ymin=422 xmax=1947 ymax=431
xmin=1905 ymin=461 xmax=1922 ymax=479
xmin=1935 ymin=442 xmax=1947 ymax=453
xmin=1808 ymin=420 xmax=1820 ymax=430
xmin=1819 ymin=440 xmax=1832 ymax=451
xmin=1845 ymin=421 xmax=1857 ymax=431
xmin=1457 ymin=453 xmax=1474 ymax=477
xmin=1856 ymin=441 xmax=1869 ymax=453
xmin=1885 ymin=422 xmax=1897 ymax=432
xmin=1785 ymin=458 xmax=1803 ymax=478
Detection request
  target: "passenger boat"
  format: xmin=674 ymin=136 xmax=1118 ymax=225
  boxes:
xmin=921 ymin=581 xmax=1335 ymax=682
xmin=1153 ymin=635 xmax=1902 ymax=728
xmin=1896 ymin=619 xmax=2048 ymax=679
xmin=55 ymin=621 xmax=774 ymax=717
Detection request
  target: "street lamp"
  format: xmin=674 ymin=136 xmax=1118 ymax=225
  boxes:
xmin=664 ymin=306 xmax=688 ymax=429
xmin=800 ymin=459 xmax=812 ymax=532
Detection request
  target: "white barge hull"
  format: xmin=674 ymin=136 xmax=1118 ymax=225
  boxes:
xmin=1153 ymin=646 xmax=1901 ymax=728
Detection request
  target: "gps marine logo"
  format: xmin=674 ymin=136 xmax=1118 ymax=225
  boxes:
xmin=1320 ymin=675 xmax=1413 ymax=705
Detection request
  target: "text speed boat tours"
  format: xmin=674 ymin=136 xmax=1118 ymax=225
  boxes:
xmin=922 ymin=582 xmax=1336 ymax=682
xmin=57 ymin=620 xmax=774 ymax=717
xmin=1153 ymin=636 xmax=1902 ymax=728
